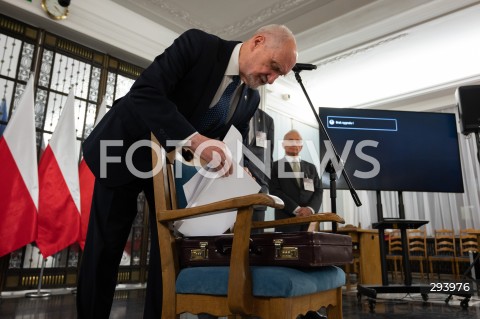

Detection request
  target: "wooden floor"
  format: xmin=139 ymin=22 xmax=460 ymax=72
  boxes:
xmin=1 ymin=285 xmax=480 ymax=319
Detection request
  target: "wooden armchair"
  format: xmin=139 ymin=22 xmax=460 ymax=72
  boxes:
xmin=151 ymin=134 xmax=346 ymax=319
xmin=337 ymin=225 xmax=360 ymax=291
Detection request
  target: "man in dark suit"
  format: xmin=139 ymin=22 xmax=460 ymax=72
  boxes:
xmin=77 ymin=25 xmax=297 ymax=319
xmin=245 ymin=108 xmax=274 ymax=233
xmin=270 ymin=129 xmax=323 ymax=232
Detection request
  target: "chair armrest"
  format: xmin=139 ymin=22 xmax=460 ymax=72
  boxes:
xmin=251 ymin=212 xmax=345 ymax=230
xmin=157 ymin=193 xmax=284 ymax=222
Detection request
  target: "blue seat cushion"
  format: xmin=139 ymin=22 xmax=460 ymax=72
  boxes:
xmin=173 ymin=161 xmax=199 ymax=209
xmin=176 ymin=265 xmax=345 ymax=297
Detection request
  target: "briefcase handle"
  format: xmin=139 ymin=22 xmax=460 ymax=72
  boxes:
xmin=214 ymin=236 xmax=262 ymax=256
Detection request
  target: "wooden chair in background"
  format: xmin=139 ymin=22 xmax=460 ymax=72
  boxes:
xmin=386 ymin=230 xmax=403 ymax=282
xmin=407 ymin=228 xmax=428 ymax=281
xmin=428 ymin=229 xmax=457 ymax=280
xmin=456 ymin=229 xmax=479 ymax=278
xmin=151 ymin=134 xmax=347 ymax=319
xmin=337 ymin=224 xmax=360 ymax=291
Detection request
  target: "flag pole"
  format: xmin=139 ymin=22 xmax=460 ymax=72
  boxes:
xmin=25 ymin=257 xmax=51 ymax=298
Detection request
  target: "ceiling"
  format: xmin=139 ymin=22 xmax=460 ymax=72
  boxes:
xmin=110 ymin=0 xmax=477 ymax=63
xmin=107 ymin=0 xmax=480 ymax=118
xmin=111 ymin=0 xmax=366 ymax=41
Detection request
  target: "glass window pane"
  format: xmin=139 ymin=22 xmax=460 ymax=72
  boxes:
xmin=115 ymin=74 xmax=135 ymax=101
xmin=0 ymin=35 xmax=21 ymax=77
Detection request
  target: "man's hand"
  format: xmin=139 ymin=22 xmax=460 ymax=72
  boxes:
xmin=296 ymin=207 xmax=313 ymax=217
xmin=243 ymin=166 xmax=254 ymax=178
xmin=189 ymin=133 xmax=233 ymax=176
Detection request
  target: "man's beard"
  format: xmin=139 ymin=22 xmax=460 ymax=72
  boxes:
xmin=244 ymin=74 xmax=265 ymax=89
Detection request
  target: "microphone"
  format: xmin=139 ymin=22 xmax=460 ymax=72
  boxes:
xmin=292 ymin=63 xmax=317 ymax=72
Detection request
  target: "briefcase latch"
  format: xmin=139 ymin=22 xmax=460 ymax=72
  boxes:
xmin=190 ymin=241 xmax=209 ymax=261
xmin=273 ymin=239 xmax=298 ymax=260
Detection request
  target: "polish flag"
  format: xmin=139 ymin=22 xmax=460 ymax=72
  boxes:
xmin=37 ymin=89 xmax=80 ymax=258
xmin=78 ymin=98 xmax=106 ymax=249
xmin=0 ymin=77 xmax=38 ymax=257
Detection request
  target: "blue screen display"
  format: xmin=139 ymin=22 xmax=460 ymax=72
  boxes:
xmin=319 ymin=107 xmax=464 ymax=193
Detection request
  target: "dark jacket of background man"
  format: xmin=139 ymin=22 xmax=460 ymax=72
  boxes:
xmin=245 ymin=108 xmax=274 ymax=232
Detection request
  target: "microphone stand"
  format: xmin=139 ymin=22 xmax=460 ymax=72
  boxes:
xmin=293 ymin=70 xmax=362 ymax=232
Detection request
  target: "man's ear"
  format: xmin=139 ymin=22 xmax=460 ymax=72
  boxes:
xmin=252 ymin=35 xmax=265 ymax=49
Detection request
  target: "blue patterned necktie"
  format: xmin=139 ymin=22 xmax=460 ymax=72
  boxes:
xmin=198 ymin=75 xmax=241 ymax=133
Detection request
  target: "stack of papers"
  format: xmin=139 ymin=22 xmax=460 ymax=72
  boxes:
xmin=174 ymin=126 xmax=261 ymax=236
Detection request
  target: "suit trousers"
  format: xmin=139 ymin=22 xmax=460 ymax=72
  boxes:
xmin=251 ymin=208 xmax=265 ymax=234
xmin=77 ymin=178 xmax=162 ymax=319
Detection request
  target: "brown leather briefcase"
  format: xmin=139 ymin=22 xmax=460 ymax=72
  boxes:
xmin=177 ymin=231 xmax=353 ymax=268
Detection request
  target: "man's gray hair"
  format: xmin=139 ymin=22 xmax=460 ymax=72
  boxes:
xmin=254 ymin=24 xmax=296 ymax=48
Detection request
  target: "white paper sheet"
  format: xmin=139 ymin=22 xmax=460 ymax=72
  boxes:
xmin=174 ymin=126 xmax=261 ymax=236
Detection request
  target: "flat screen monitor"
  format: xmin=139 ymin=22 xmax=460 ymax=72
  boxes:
xmin=318 ymin=107 xmax=464 ymax=193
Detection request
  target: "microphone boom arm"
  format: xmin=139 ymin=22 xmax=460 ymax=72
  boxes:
xmin=293 ymin=70 xmax=362 ymax=207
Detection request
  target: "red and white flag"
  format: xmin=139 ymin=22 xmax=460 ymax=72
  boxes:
xmin=78 ymin=98 xmax=106 ymax=249
xmin=37 ymin=88 xmax=81 ymax=258
xmin=0 ymin=77 xmax=38 ymax=257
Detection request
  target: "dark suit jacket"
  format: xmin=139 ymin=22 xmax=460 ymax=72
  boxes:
xmin=83 ymin=29 xmax=260 ymax=186
xmin=245 ymin=109 xmax=274 ymax=195
xmin=270 ymin=158 xmax=323 ymax=230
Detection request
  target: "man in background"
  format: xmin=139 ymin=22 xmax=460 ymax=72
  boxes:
xmin=269 ymin=129 xmax=322 ymax=232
